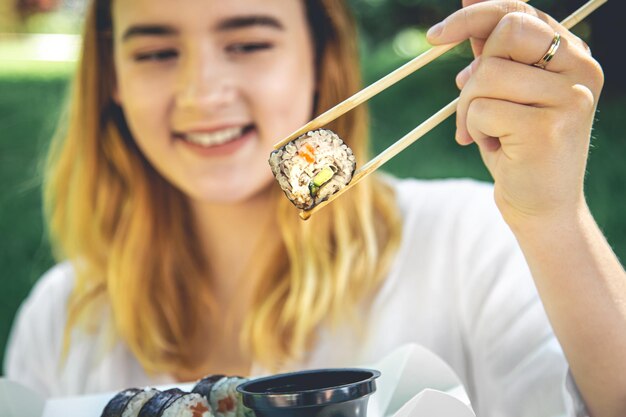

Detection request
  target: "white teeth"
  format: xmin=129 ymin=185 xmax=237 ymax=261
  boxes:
xmin=184 ymin=126 xmax=244 ymax=146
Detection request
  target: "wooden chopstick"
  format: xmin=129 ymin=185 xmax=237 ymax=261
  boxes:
xmin=299 ymin=98 xmax=459 ymax=220
xmin=273 ymin=0 xmax=535 ymax=151
xmin=298 ymin=0 xmax=607 ymax=220
xmin=273 ymin=42 xmax=463 ymax=150
xmin=560 ymin=0 xmax=607 ymax=28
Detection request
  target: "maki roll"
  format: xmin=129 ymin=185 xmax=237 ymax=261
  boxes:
xmin=101 ymin=388 xmax=159 ymax=417
xmin=192 ymin=375 xmax=254 ymax=417
xmin=138 ymin=388 xmax=212 ymax=417
xmin=269 ymin=129 xmax=356 ymax=210
xmin=191 ymin=375 xmax=225 ymax=402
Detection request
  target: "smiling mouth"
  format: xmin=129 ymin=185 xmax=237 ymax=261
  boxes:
xmin=174 ymin=124 xmax=255 ymax=147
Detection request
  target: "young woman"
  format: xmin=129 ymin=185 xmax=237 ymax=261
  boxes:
xmin=5 ymin=0 xmax=626 ymax=416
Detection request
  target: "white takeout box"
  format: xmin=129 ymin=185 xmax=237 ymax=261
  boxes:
xmin=0 ymin=344 xmax=475 ymax=417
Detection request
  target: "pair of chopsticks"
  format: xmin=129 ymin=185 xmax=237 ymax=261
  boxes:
xmin=272 ymin=0 xmax=608 ymax=220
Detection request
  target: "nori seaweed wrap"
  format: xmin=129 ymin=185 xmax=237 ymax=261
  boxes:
xmin=136 ymin=388 xmax=212 ymax=417
xmin=101 ymin=388 xmax=158 ymax=417
xmin=138 ymin=389 xmax=186 ymax=417
xmin=192 ymin=375 xmax=254 ymax=417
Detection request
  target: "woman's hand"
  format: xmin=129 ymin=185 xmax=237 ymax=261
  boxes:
xmin=428 ymin=5 xmax=626 ymax=417
xmin=427 ymin=0 xmax=604 ymax=230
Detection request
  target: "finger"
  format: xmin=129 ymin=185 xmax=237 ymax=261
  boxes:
xmin=462 ymin=0 xmax=490 ymax=56
xmin=478 ymin=12 xmax=603 ymax=100
xmin=462 ymin=0 xmax=490 ymax=6
xmin=483 ymin=13 xmax=604 ymax=96
xmin=522 ymin=3 xmax=592 ymax=56
xmin=455 ymin=56 xmax=571 ymax=142
xmin=480 ymin=12 xmax=588 ymax=74
xmin=472 ymin=134 xmax=502 ymax=153
xmin=466 ymin=97 xmax=537 ymax=141
xmin=456 ymin=56 xmax=570 ymax=98
xmin=465 ymin=97 xmax=546 ymax=161
xmin=427 ymin=1 xmax=589 ymax=57
xmin=453 ymin=11 xmax=603 ymax=142
xmin=428 ymin=1 xmax=537 ymax=43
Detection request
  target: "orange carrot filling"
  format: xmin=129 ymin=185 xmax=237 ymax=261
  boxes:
xmin=191 ymin=403 xmax=210 ymax=417
xmin=298 ymin=143 xmax=316 ymax=164
xmin=218 ymin=397 xmax=235 ymax=412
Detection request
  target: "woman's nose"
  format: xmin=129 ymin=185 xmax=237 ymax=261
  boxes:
xmin=176 ymin=50 xmax=237 ymax=111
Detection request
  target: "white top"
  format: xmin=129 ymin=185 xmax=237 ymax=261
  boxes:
xmin=4 ymin=177 xmax=587 ymax=417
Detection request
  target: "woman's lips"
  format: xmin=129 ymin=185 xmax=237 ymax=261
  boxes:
xmin=175 ymin=125 xmax=255 ymax=157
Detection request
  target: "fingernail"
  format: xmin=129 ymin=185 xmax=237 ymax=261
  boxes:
xmin=427 ymin=22 xmax=444 ymax=39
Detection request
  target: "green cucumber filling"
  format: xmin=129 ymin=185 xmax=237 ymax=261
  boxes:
xmin=309 ymin=166 xmax=336 ymax=197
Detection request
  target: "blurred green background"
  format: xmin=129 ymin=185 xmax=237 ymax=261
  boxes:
xmin=1 ymin=0 xmax=624 ymax=372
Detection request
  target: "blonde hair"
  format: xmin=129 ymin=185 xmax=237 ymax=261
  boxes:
xmin=46 ymin=0 xmax=402 ymax=375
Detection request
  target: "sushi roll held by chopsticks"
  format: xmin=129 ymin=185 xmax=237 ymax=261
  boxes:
xmin=269 ymin=129 xmax=356 ymax=211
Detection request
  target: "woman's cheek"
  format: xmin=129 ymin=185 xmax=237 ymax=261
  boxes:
xmin=122 ymin=70 xmax=175 ymax=117
xmin=254 ymin=63 xmax=314 ymax=119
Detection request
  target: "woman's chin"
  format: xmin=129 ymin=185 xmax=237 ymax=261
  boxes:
xmin=184 ymin=179 xmax=275 ymax=206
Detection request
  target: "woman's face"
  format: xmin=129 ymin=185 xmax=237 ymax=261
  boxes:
xmin=112 ymin=0 xmax=316 ymax=203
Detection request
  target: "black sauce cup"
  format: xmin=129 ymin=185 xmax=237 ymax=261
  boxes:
xmin=237 ymin=368 xmax=380 ymax=417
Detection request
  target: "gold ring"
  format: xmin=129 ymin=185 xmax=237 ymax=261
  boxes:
xmin=533 ymin=32 xmax=561 ymax=70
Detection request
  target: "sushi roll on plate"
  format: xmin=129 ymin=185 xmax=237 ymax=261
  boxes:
xmin=101 ymin=387 xmax=158 ymax=417
xmin=192 ymin=375 xmax=254 ymax=417
xmin=269 ymin=129 xmax=356 ymax=210
xmin=191 ymin=375 xmax=225 ymax=406
xmin=137 ymin=388 xmax=212 ymax=417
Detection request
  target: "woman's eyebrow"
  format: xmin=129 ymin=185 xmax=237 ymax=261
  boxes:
xmin=121 ymin=16 xmax=283 ymax=42
xmin=215 ymin=15 xmax=284 ymax=31
xmin=122 ymin=25 xmax=178 ymax=42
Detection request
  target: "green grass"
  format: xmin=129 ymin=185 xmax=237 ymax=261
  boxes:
xmin=0 ymin=60 xmax=76 ymax=78
xmin=1 ymin=51 xmax=625 ymax=371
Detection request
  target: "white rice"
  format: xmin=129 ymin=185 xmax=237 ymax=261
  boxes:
xmin=209 ymin=377 xmax=237 ymax=417
xmin=161 ymin=393 xmax=212 ymax=417
xmin=207 ymin=377 xmax=253 ymax=417
xmin=269 ymin=129 xmax=356 ymax=210
xmin=122 ymin=388 xmax=159 ymax=417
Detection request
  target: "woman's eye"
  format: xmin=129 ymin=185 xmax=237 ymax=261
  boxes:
xmin=226 ymin=42 xmax=273 ymax=55
xmin=134 ymin=49 xmax=179 ymax=62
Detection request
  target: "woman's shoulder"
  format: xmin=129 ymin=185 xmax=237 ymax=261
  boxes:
xmin=3 ymin=262 xmax=76 ymax=393
xmin=23 ymin=261 xmax=76 ymax=311
xmin=6 ymin=261 xmax=76 ymax=346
